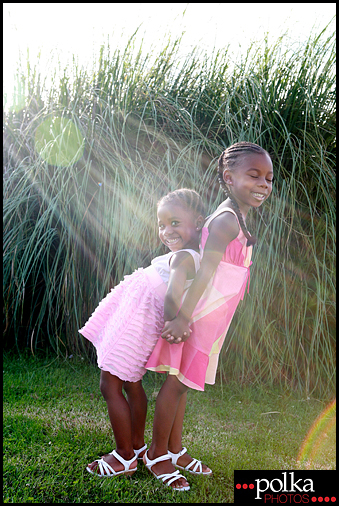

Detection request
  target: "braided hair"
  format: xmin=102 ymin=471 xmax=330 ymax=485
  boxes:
xmin=157 ymin=188 xmax=206 ymax=219
xmin=217 ymin=141 xmax=270 ymax=247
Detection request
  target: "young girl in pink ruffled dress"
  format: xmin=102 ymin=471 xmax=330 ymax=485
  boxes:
xmin=144 ymin=142 xmax=274 ymax=490
xmin=79 ymin=189 xmax=204 ymax=489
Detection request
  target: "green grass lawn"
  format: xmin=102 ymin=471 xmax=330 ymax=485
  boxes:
xmin=3 ymin=351 xmax=336 ymax=503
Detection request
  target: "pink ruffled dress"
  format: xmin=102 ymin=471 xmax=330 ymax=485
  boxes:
xmin=78 ymin=249 xmax=201 ymax=382
xmin=145 ymin=206 xmax=252 ymax=391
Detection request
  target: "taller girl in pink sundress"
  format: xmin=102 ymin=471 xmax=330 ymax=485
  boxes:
xmin=146 ymin=205 xmax=252 ymax=391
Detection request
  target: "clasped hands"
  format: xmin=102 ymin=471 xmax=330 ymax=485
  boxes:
xmin=161 ymin=314 xmax=192 ymax=344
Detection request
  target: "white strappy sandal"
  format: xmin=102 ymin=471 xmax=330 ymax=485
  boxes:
xmin=86 ymin=449 xmax=137 ymax=478
xmin=143 ymin=450 xmax=190 ymax=491
xmin=168 ymin=447 xmax=212 ymax=475
xmin=134 ymin=443 xmax=147 ymax=460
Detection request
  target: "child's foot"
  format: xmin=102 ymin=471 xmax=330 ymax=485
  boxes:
xmin=87 ymin=450 xmax=137 ymax=476
xmin=168 ymin=447 xmax=212 ymax=475
xmin=144 ymin=449 xmax=190 ymax=490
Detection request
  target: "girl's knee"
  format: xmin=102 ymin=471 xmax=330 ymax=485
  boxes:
xmin=167 ymin=374 xmax=189 ymax=395
xmin=99 ymin=370 xmax=122 ymax=399
xmin=123 ymin=379 xmax=139 ymax=389
xmin=123 ymin=380 xmax=146 ymax=397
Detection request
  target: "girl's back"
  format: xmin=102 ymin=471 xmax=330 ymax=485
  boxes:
xmin=202 ymin=204 xmax=252 ymax=268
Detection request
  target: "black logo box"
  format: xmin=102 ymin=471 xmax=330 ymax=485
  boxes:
xmin=234 ymin=470 xmax=336 ymax=504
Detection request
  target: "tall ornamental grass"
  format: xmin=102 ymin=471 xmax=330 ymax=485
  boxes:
xmin=3 ymin=25 xmax=335 ymax=397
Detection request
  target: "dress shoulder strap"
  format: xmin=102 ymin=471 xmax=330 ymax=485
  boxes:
xmin=204 ymin=206 xmax=238 ymax=229
xmin=168 ymin=249 xmax=200 ymax=273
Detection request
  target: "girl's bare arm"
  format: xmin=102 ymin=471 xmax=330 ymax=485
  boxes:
xmin=163 ymin=251 xmax=196 ymax=322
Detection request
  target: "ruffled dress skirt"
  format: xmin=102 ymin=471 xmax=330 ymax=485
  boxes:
xmin=78 ymin=266 xmax=167 ymax=382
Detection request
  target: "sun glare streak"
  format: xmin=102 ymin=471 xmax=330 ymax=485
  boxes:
xmin=297 ymin=398 xmax=336 ymax=468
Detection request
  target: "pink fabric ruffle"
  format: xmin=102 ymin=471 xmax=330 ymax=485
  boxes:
xmin=79 ymin=267 xmax=166 ymax=382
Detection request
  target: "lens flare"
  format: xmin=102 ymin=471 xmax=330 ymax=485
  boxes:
xmin=35 ymin=116 xmax=84 ymax=167
xmin=297 ymin=398 xmax=336 ymax=468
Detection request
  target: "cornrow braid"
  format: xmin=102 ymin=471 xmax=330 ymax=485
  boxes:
xmin=157 ymin=188 xmax=206 ymax=219
xmin=217 ymin=141 xmax=270 ymax=247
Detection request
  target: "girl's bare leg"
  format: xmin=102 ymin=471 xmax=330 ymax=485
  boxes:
xmin=87 ymin=370 xmax=137 ymax=474
xmin=168 ymin=391 xmax=187 ymax=452
xmin=168 ymin=391 xmax=211 ymax=473
xmin=147 ymin=375 xmax=189 ymax=488
xmin=123 ymin=380 xmax=147 ymax=456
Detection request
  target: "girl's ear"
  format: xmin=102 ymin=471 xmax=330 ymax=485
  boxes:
xmin=195 ymin=215 xmax=204 ymax=231
xmin=223 ymin=169 xmax=233 ymax=185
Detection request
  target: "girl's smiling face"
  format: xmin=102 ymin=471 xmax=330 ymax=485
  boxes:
xmin=223 ymin=152 xmax=273 ymax=214
xmin=157 ymin=203 xmax=203 ymax=252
